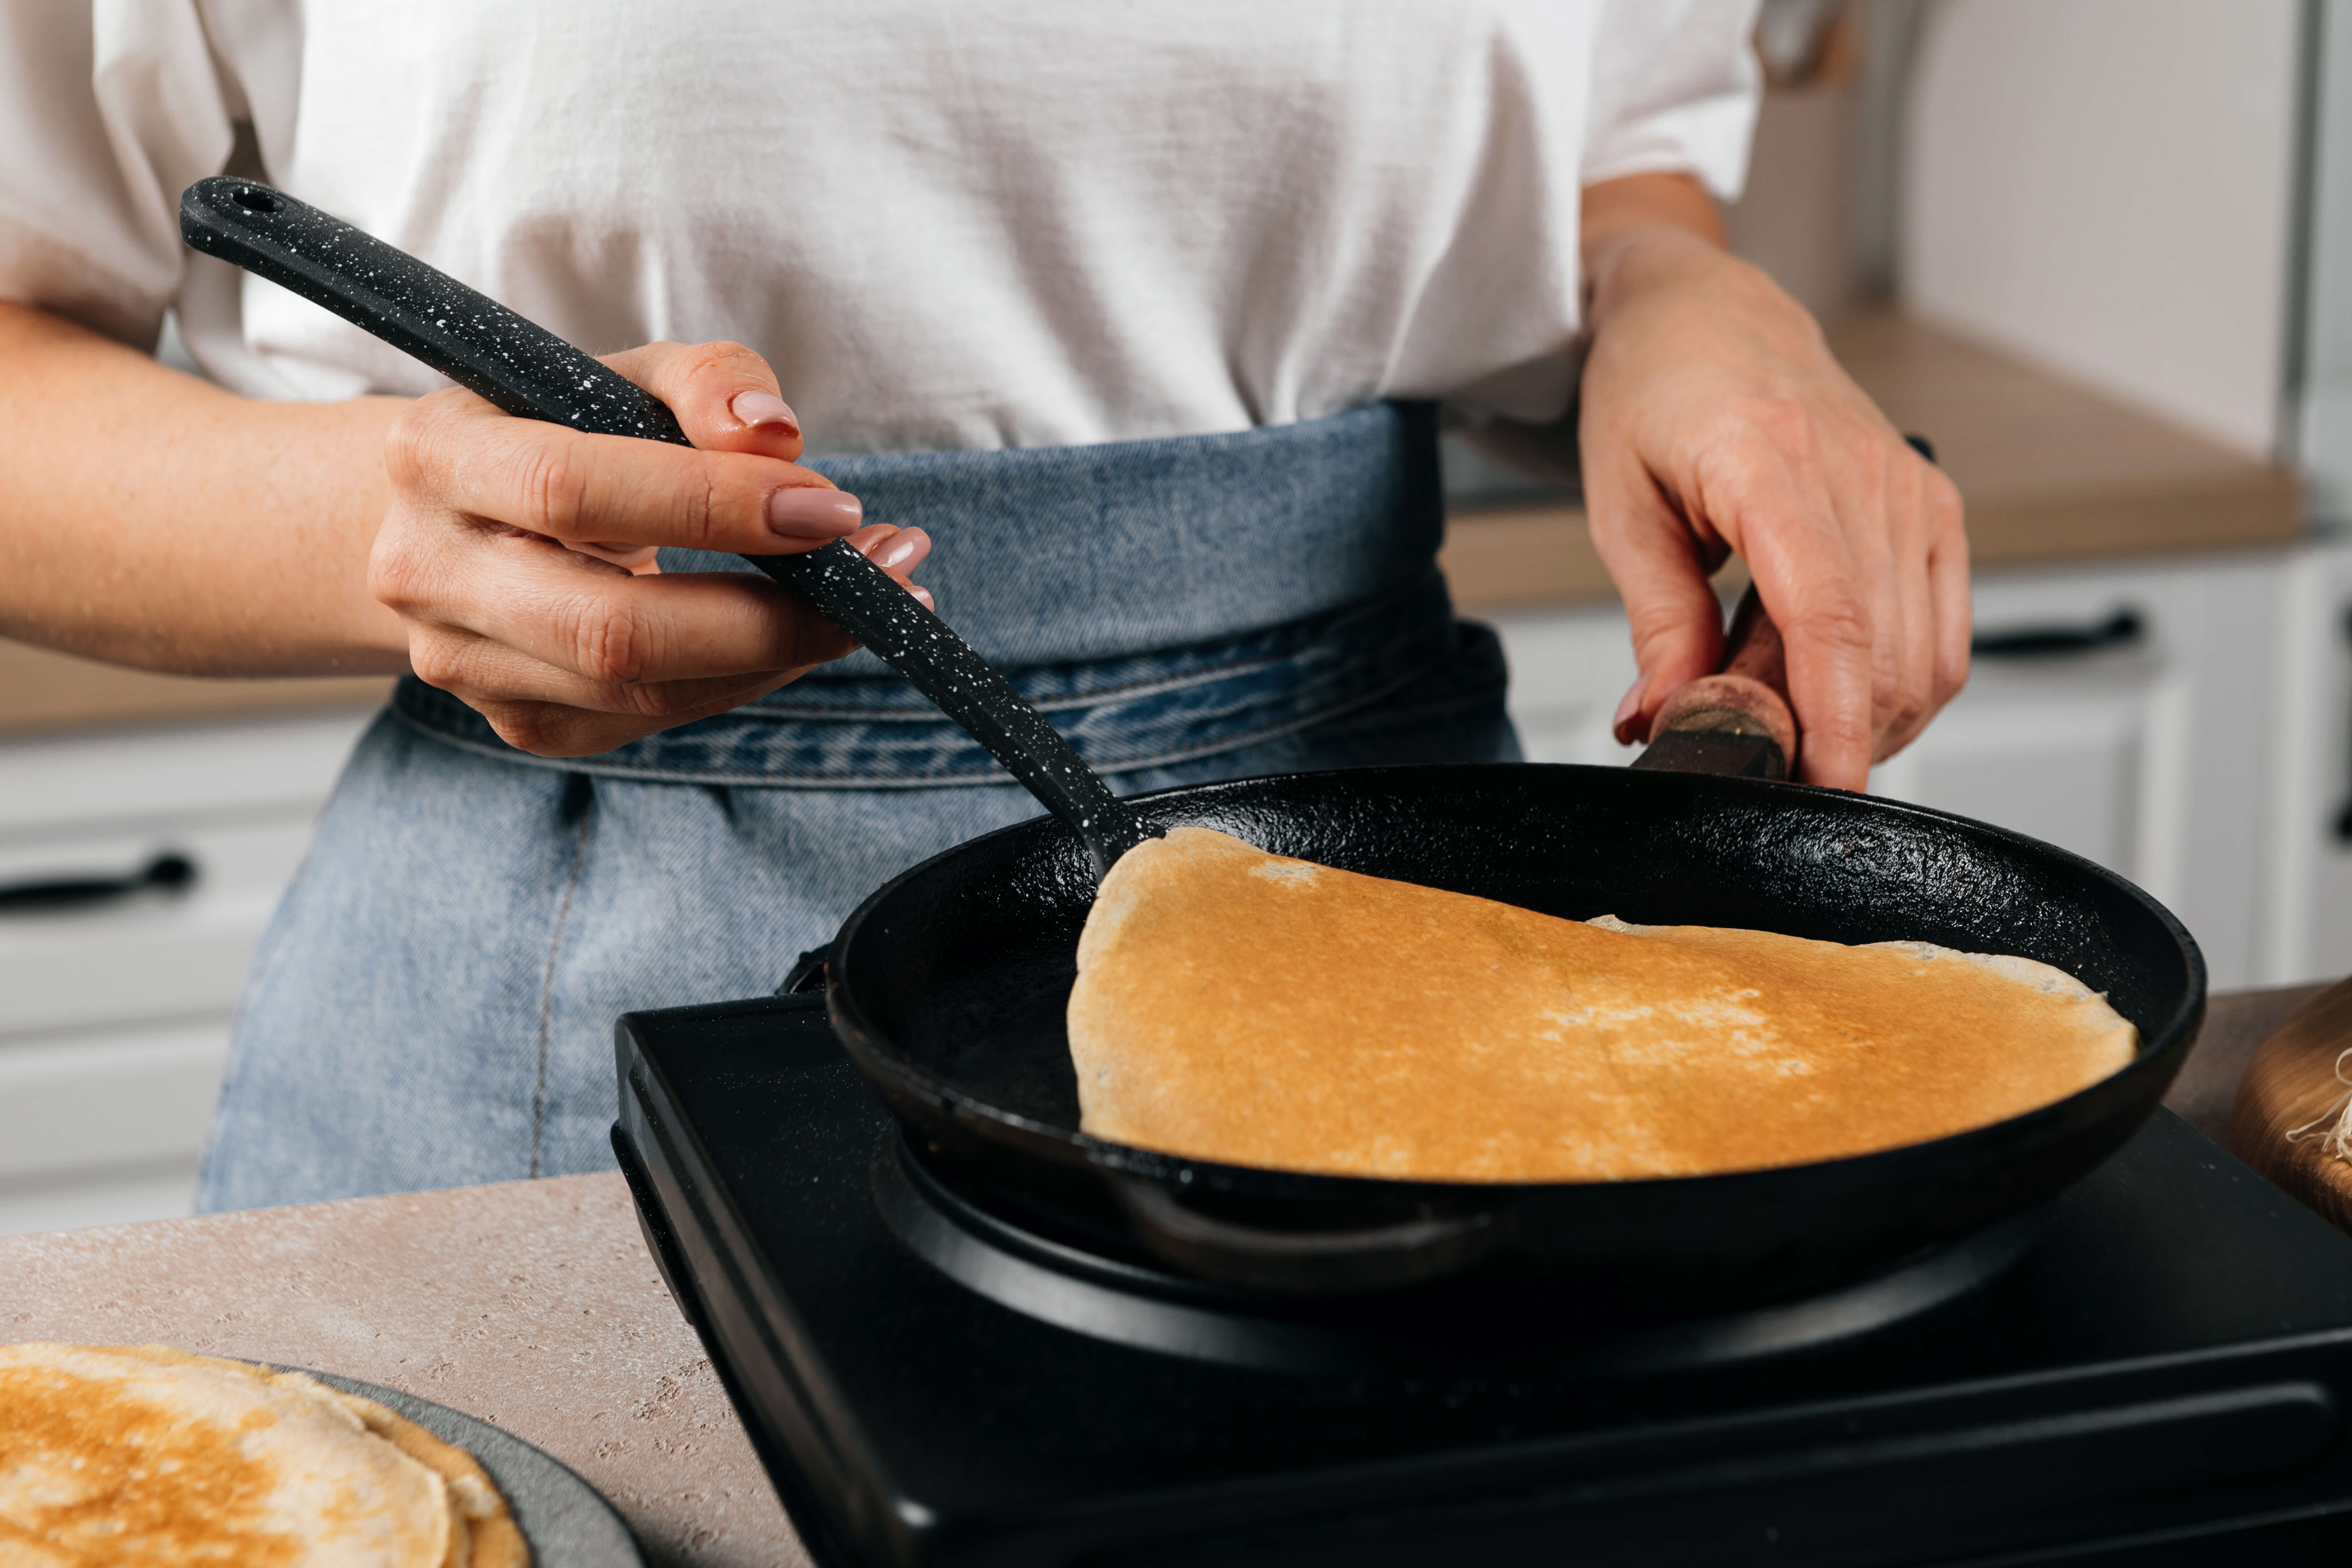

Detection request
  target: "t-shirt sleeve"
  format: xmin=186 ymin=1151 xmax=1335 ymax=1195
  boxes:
xmin=0 ymin=1 xmax=235 ymax=348
xmin=1582 ymin=0 xmax=1763 ymax=201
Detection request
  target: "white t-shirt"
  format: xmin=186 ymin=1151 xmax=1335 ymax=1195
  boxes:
xmin=1 ymin=1 xmax=1758 ymax=454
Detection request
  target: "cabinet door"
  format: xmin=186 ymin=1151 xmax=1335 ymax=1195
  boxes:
xmin=1489 ymin=602 xmax=1643 ymax=768
xmin=2258 ymin=541 xmax=2352 ymax=985
xmin=1869 ymin=673 xmax=2152 ymax=876
xmin=0 ymin=708 xmax=373 ymax=1233
xmin=1877 ymin=555 xmax=2279 ymax=990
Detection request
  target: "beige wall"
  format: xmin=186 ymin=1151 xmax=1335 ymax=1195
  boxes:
xmin=1901 ymin=0 xmax=2301 ymax=456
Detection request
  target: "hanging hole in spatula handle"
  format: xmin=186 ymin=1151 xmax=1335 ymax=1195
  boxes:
xmin=179 ymin=177 xmax=1149 ymax=879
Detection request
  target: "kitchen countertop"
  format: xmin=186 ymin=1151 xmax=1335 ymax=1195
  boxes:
xmin=0 ymin=1171 xmax=800 ymax=1568
xmin=1439 ymin=308 xmax=2305 ymax=612
xmin=0 ymin=310 xmax=2305 ymax=736
xmin=0 ymin=982 xmax=2331 ymax=1567
xmin=0 ymin=637 xmax=395 ymax=735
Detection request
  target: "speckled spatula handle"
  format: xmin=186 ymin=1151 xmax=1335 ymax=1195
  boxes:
xmin=181 ymin=177 xmax=1148 ymax=877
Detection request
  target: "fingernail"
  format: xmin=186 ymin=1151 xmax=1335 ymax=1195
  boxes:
xmin=910 ymin=585 xmax=935 ymax=610
xmin=1611 ymin=673 xmax=1649 ymax=737
xmin=731 ymin=389 xmax=799 ymax=435
xmin=767 ymin=486 xmax=861 ymax=537
xmin=871 ymin=527 xmax=930 ymax=572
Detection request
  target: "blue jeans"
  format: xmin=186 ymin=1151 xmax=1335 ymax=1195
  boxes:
xmin=197 ymin=404 xmax=1518 ymax=1209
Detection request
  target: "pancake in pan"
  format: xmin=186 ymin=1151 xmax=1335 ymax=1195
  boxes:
xmin=1067 ymin=827 xmax=2135 ymax=1180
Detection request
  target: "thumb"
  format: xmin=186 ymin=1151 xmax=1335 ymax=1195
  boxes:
xmin=600 ymin=340 xmax=810 ymax=466
xmin=1586 ymin=467 xmax=1726 ymax=746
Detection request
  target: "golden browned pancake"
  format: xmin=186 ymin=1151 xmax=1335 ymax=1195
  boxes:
xmin=1068 ymin=828 xmax=2135 ymax=1180
xmin=0 ymin=1343 xmax=529 ymax=1567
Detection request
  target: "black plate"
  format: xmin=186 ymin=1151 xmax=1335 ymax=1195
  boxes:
xmin=283 ymin=1367 xmax=644 ymax=1565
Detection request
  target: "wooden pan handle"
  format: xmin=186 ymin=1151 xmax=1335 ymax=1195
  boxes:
xmin=1630 ymin=584 xmax=1800 ymax=781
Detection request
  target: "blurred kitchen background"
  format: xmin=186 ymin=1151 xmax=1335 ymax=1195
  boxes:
xmin=3 ymin=0 xmax=2347 ymax=1235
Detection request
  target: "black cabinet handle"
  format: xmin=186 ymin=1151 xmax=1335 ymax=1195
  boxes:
xmin=1971 ymin=608 xmax=2145 ymax=660
xmin=2336 ymin=607 xmax=2352 ymax=843
xmin=0 ymin=852 xmax=197 ymax=913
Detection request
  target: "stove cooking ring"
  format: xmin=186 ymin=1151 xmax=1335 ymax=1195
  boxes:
xmin=873 ymin=1130 xmax=2052 ymax=1377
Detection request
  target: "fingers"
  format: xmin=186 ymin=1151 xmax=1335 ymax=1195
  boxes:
xmin=1867 ymin=451 xmax=1946 ymax=761
xmin=1824 ymin=431 xmax=1924 ymax=769
xmin=1585 ymin=450 xmax=1728 ymax=747
xmin=382 ymin=519 xmax=935 ymax=755
xmin=1926 ymin=467 xmax=1972 ymax=713
xmin=1725 ymin=459 xmax=1879 ymax=792
xmin=385 ymin=378 xmax=859 ymax=561
xmin=1738 ymin=433 xmax=1963 ymax=785
xmin=420 ymin=638 xmax=799 ymax=735
xmin=466 ymin=677 xmax=806 ymax=759
xmin=382 ymin=521 xmax=931 ymax=687
xmin=602 ymin=340 xmax=806 ymax=463
xmin=374 ymin=338 xmax=932 ymax=758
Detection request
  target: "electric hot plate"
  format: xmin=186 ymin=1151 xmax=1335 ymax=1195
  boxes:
xmin=614 ymin=991 xmax=2352 ymax=1567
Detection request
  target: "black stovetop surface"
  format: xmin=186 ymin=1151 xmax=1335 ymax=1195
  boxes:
xmin=615 ymin=993 xmax=2352 ymax=1568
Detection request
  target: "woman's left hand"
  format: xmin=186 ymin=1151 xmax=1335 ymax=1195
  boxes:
xmin=1575 ymin=173 xmax=1969 ymax=791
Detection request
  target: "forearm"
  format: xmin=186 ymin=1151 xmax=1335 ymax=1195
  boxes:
xmin=0 ymin=301 xmax=410 ymax=675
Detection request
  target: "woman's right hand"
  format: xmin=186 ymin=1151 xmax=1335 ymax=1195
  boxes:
xmin=369 ymin=340 xmax=929 ymax=757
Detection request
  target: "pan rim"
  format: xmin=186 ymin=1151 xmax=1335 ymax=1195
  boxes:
xmin=827 ymin=760 xmax=2208 ymax=1198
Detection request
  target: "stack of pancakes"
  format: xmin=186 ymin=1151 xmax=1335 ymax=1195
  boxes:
xmin=0 ymin=1343 xmax=527 ymax=1566
xmin=1069 ymin=827 xmax=2136 ymax=1180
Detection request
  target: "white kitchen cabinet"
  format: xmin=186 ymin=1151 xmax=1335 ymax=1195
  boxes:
xmin=1483 ymin=604 xmax=1644 ymax=770
xmin=1489 ymin=548 xmax=2290 ymax=991
xmin=0 ymin=708 xmax=374 ymax=1235
xmin=2258 ymin=536 xmax=2352 ymax=984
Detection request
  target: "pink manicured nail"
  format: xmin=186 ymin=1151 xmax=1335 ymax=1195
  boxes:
xmin=910 ymin=585 xmax=935 ymax=610
xmin=870 ymin=527 xmax=930 ymax=572
xmin=767 ymin=487 xmax=861 ymax=537
xmin=731 ymin=389 xmax=799 ymax=434
xmin=1611 ymin=673 xmax=1649 ymax=739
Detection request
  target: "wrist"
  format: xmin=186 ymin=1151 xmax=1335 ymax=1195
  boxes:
xmin=259 ymin=394 xmax=417 ymax=672
xmin=1578 ymin=169 xmax=1730 ymax=326
xmin=1581 ymin=222 xmax=1727 ymax=326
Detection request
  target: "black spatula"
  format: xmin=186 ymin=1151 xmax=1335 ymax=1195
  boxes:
xmin=180 ymin=177 xmax=1149 ymax=878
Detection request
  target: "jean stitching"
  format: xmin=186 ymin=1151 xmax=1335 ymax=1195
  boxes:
xmin=742 ymin=569 xmax=1445 ymax=719
xmin=393 ymin=654 xmax=1484 ymax=790
xmin=388 ymin=570 xmax=1470 ymax=787
xmin=752 ymin=571 xmax=1449 ymax=719
xmin=529 ymin=796 xmax=594 ymax=1180
xmin=742 ymin=650 xmax=1299 ymax=721
xmin=391 ymin=620 xmax=1451 ymax=778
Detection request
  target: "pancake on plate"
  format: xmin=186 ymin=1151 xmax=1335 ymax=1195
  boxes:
xmin=1067 ymin=827 xmax=2136 ymax=1180
xmin=0 ymin=1343 xmax=528 ymax=1567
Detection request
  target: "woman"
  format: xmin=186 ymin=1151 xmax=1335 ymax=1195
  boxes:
xmin=0 ymin=1 xmax=1966 ymax=1208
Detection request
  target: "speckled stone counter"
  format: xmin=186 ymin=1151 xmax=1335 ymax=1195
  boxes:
xmin=0 ymin=1173 xmax=802 ymax=1568
xmin=0 ymin=984 xmax=2333 ymax=1568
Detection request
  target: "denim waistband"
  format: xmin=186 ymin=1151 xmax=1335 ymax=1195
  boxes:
xmin=666 ymin=399 xmax=1442 ymax=675
xmin=393 ymin=568 xmax=1462 ymax=787
xmin=392 ymin=401 xmax=1453 ymax=786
